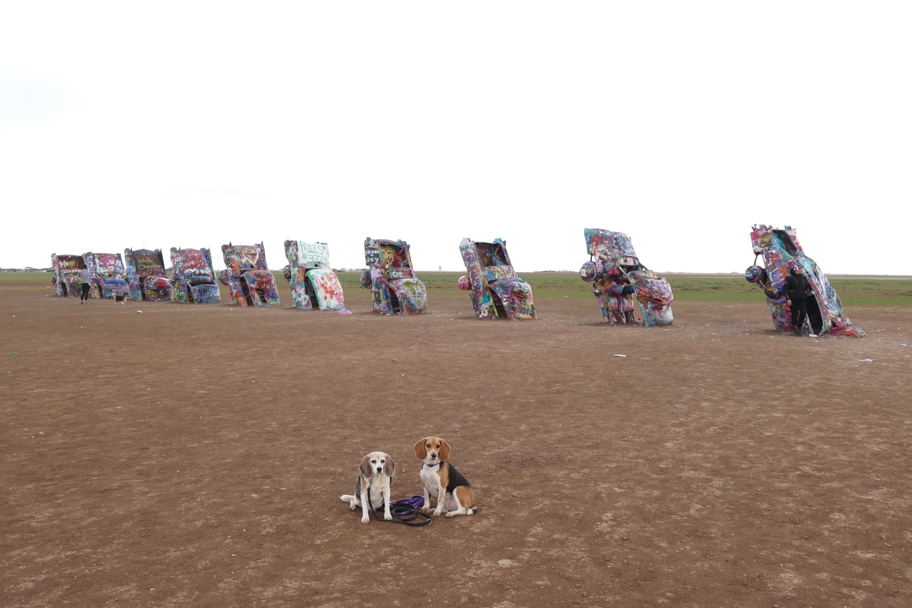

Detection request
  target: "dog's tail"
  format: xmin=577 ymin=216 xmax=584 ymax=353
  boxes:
xmin=340 ymin=494 xmax=357 ymax=504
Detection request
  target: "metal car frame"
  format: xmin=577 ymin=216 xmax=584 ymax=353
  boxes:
xmin=745 ymin=225 xmax=863 ymax=337
xmin=83 ymin=252 xmax=130 ymax=300
xmin=458 ymin=237 xmax=536 ymax=320
xmin=219 ymin=242 xmax=280 ymax=307
xmin=360 ymin=238 xmax=427 ymax=315
xmin=170 ymin=247 xmax=221 ymax=304
xmin=282 ymin=240 xmax=345 ymax=310
xmin=124 ymin=248 xmax=173 ymax=302
xmin=51 ymin=253 xmax=87 ymax=297
xmin=579 ymin=229 xmax=674 ymax=326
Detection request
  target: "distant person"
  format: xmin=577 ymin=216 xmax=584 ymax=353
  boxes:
xmin=78 ymin=268 xmax=92 ymax=304
xmin=784 ymin=260 xmax=811 ymax=336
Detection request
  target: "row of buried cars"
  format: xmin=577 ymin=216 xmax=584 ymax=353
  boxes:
xmin=50 ymin=226 xmax=863 ymax=337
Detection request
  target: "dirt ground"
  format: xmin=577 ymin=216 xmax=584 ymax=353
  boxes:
xmin=2 ymin=277 xmax=912 ymax=607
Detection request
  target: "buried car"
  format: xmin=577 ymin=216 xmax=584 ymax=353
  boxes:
xmin=124 ymin=248 xmax=173 ymax=301
xmin=170 ymin=247 xmax=221 ymax=304
xmin=84 ymin=252 xmax=129 ymax=300
xmin=458 ymin=238 xmax=536 ymax=320
xmin=282 ymin=240 xmax=345 ymax=311
xmin=51 ymin=253 xmax=86 ymax=298
xmin=51 ymin=253 xmax=87 ymax=297
xmin=220 ymin=242 xmax=280 ymax=307
xmin=360 ymin=238 xmax=427 ymax=315
xmin=579 ymin=228 xmax=673 ymax=326
xmin=745 ymin=225 xmax=863 ymax=337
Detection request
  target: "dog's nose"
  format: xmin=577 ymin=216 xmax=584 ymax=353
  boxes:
xmin=376 ymin=467 xmax=383 ymax=473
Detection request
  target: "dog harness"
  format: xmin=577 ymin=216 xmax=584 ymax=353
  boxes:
xmin=426 ymin=461 xmax=471 ymax=494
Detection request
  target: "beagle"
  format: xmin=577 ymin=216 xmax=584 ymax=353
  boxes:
xmin=414 ymin=436 xmax=476 ymax=517
xmin=340 ymin=451 xmax=396 ymax=523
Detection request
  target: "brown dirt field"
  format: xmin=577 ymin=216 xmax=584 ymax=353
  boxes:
xmin=2 ymin=279 xmax=912 ymax=607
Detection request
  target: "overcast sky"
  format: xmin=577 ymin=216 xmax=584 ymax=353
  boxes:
xmin=1 ymin=2 xmax=909 ymax=275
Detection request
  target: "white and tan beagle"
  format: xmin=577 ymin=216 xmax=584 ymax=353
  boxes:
xmin=340 ymin=451 xmax=396 ymax=523
xmin=414 ymin=436 xmax=476 ymax=517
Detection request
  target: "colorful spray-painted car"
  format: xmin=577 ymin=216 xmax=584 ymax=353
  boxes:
xmin=219 ymin=243 xmax=280 ymax=307
xmin=579 ymin=229 xmax=673 ymax=326
xmin=745 ymin=225 xmax=863 ymax=337
xmin=360 ymin=238 xmax=427 ymax=315
xmin=51 ymin=253 xmax=87 ymax=297
xmin=84 ymin=252 xmax=130 ymax=299
xmin=170 ymin=247 xmax=221 ymax=304
xmin=124 ymin=248 xmax=173 ymax=301
xmin=458 ymin=238 xmax=536 ymax=320
xmin=282 ymin=240 xmax=345 ymax=311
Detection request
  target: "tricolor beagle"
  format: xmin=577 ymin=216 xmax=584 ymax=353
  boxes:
xmin=340 ymin=451 xmax=396 ymax=523
xmin=414 ymin=436 xmax=476 ymax=517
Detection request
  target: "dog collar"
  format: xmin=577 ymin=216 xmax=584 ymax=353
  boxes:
xmin=424 ymin=461 xmax=442 ymax=469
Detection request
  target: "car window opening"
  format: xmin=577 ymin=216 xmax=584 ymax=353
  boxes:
xmin=304 ymin=277 xmax=320 ymax=309
xmin=772 ymin=230 xmax=799 ymax=257
xmin=239 ymin=280 xmax=251 ymax=304
xmin=806 ymin=295 xmax=824 ymax=335
xmin=488 ymin=289 xmax=506 ymax=318
xmin=389 ymin=290 xmax=401 ymax=314
xmin=477 ymin=243 xmax=507 ymax=267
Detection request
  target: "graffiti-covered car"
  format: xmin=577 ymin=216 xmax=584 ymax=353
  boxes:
xmin=745 ymin=225 xmax=863 ymax=337
xmin=579 ymin=229 xmax=673 ymax=326
xmin=282 ymin=240 xmax=345 ymax=311
xmin=125 ymin=248 xmax=173 ymax=301
xmin=219 ymin=243 xmax=280 ymax=307
xmin=360 ymin=238 xmax=427 ymax=315
xmin=458 ymin=238 xmax=536 ymax=320
xmin=84 ymin=252 xmax=129 ymax=299
xmin=51 ymin=253 xmax=87 ymax=297
xmin=170 ymin=247 xmax=221 ymax=304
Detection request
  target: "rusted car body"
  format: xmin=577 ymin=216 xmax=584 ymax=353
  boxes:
xmin=125 ymin=248 xmax=173 ymax=301
xmin=282 ymin=240 xmax=345 ymax=311
xmin=171 ymin=247 xmax=221 ymax=304
xmin=360 ymin=238 xmax=427 ymax=315
xmin=579 ymin=229 xmax=673 ymax=326
xmin=458 ymin=238 xmax=536 ymax=320
xmin=745 ymin=225 xmax=863 ymax=337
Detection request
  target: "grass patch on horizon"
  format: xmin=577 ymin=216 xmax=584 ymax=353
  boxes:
xmin=5 ymin=271 xmax=911 ymax=307
xmin=343 ymin=271 xmax=912 ymax=307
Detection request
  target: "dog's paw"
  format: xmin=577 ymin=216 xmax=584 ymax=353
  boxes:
xmin=445 ymin=511 xmax=459 ymax=518
xmin=384 ymin=513 xmax=393 ymax=521
xmin=349 ymin=503 xmax=358 ymax=511
xmin=361 ymin=514 xmax=370 ymax=523
xmin=420 ymin=506 xmax=432 ymax=513
xmin=433 ymin=509 xmax=443 ymax=517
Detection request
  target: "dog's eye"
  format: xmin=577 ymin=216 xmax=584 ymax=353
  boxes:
xmin=380 ymin=459 xmax=385 ymax=463
xmin=370 ymin=460 xmax=376 ymax=464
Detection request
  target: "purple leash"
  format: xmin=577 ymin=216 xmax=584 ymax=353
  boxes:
xmin=393 ymin=495 xmax=426 ymax=510
xmin=367 ymin=495 xmax=431 ymax=526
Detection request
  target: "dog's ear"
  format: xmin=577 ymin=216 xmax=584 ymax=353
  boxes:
xmin=383 ymin=454 xmax=396 ymax=477
xmin=438 ymin=439 xmax=451 ymax=462
xmin=414 ymin=438 xmax=428 ymax=459
xmin=359 ymin=454 xmax=373 ymax=479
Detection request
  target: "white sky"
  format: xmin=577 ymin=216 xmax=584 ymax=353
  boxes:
xmin=1 ymin=2 xmax=910 ymax=275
